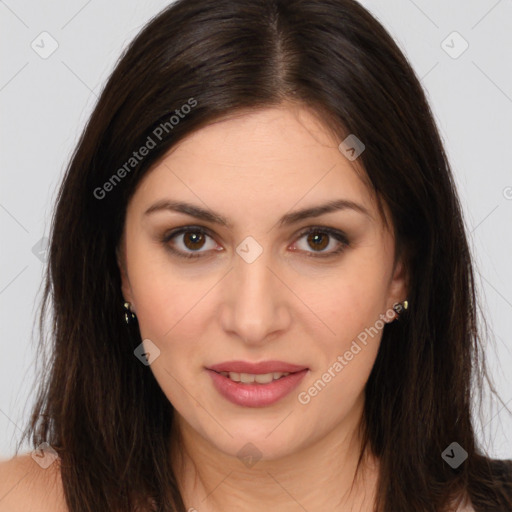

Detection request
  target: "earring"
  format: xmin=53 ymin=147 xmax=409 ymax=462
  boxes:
xmin=124 ymin=301 xmax=136 ymax=324
xmin=392 ymin=300 xmax=408 ymax=320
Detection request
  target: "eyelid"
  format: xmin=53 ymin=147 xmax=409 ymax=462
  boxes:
xmin=160 ymin=224 xmax=350 ymax=259
xmin=161 ymin=225 xmax=219 ymax=259
xmin=295 ymin=225 xmax=349 ymax=245
xmin=291 ymin=226 xmax=349 ymax=258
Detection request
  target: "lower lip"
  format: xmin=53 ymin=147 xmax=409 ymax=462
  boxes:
xmin=207 ymin=369 xmax=308 ymax=408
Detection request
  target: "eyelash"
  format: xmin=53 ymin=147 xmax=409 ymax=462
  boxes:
xmin=160 ymin=225 xmax=350 ymax=260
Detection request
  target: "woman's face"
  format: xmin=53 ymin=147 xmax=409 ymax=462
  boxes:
xmin=118 ymin=104 xmax=406 ymax=461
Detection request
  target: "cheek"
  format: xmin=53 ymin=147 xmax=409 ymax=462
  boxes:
xmin=301 ymin=262 xmax=390 ymax=347
xmin=309 ymin=288 xmax=384 ymax=384
xmin=130 ymin=273 xmax=214 ymax=410
xmin=294 ymin=257 xmax=390 ymax=405
xmin=133 ymin=276 xmax=214 ymax=349
xmin=298 ymin=281 xmax=384 ymax=415
xmin=125 ymin=237 xmax=218 ymax=341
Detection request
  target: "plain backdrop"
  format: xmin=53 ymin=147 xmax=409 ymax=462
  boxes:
xmin=0 ymin=0 xmax=511 ymax=460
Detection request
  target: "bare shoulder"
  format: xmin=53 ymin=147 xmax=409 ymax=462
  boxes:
xmin=0 ymin=453 xmax=67 ymax=512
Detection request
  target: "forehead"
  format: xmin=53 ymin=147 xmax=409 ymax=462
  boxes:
xmin=130 ymin=105 xmax=378 ymax=224
xmin=160 ymin=104 xmax=347 ymax=174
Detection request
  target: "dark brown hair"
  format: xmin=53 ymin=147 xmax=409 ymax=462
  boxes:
xmin=18 ymin=0 xmax=511 ymax=510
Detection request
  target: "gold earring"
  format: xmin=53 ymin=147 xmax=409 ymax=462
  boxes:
xmin=392 ymin=300 xmax=409 ymax=319
xmin=124 ymin=302 xmax=136 ymax=324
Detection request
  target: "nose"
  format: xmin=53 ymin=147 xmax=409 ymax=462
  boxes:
xmin=219 ymin=246 xmax=291 ymax=346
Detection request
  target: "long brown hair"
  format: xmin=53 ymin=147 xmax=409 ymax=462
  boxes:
xmin=18 ymin=0 xmax=511 ymax=510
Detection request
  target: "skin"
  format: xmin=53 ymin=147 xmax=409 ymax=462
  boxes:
xmin=0 ymin=454 xmax=66 ymax=512
xmin=0 ymin=104 xmax=477 ymax=512
xmin=114 ymin=102 xmax=408 ymax=511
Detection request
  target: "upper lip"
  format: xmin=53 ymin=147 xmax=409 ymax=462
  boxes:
xmin=207 ymin=360 xmax=308 ymax=374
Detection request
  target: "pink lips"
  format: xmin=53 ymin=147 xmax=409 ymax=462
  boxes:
xmin=208 ymin=360 xmax=308 ymax=374
xmin=206 ymin=360 xmax=309 ymax=408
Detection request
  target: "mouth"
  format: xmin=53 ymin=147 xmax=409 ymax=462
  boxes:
xmin=206 ymin=361 xmax=309 ymax=407
xmin=213 ymin=370 xmax=293 ymax=384
xmin=207 ymin=360 xmax=308 ymax=374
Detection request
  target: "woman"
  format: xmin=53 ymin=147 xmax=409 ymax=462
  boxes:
xmin=0 ymin=0 xmax=510 ymax=510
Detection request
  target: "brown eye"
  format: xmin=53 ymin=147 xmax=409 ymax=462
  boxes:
xmin=183 ymin=231 xmax=206 ymax=251
xmin=293 ymin=227 xmax=349 ymax=258
xmin=162 ymin=227 xmax=218 ymax=259
xmin=306 ymin=231 xmax=329 ymax=251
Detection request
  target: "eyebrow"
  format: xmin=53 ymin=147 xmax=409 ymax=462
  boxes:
xmin=143 ymin=198 xmax=371 ymax=228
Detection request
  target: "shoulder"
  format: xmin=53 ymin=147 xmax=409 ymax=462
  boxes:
xmin=460 ymin=458 xmax=512 ymax=512
xmin=445 ymin=458 xmax=512 ymax=512
xmin=481 ymin=458 xmax=512 ymax=508
xmin=0 ymin=452 xmax=67 ymax=512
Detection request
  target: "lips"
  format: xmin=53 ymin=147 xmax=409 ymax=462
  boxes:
xmin=207 ymin=369 xmax=308 ymax=407
xmin=207 ymin=360 xmax=308 ymax=374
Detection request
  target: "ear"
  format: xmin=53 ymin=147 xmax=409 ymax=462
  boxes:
xmin=386 ymin=256 xmax=408 ymax=323
xmin=116 ymin=239 xmax=135 ymax=309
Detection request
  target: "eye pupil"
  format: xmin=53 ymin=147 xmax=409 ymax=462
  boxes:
xmin=307 ymin=231 xmax=329 ymax=251
xmin=184 ymin=231 xmax=205 ymax=250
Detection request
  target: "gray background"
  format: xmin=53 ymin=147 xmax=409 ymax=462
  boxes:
xmin=1 ymin=0 xmax=511 ymax=459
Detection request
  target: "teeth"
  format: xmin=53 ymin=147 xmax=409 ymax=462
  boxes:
xmin=255 ymin=373 xmax=274 ymax=384
xmin=220 ymin=371 xmax=290 ymax=383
